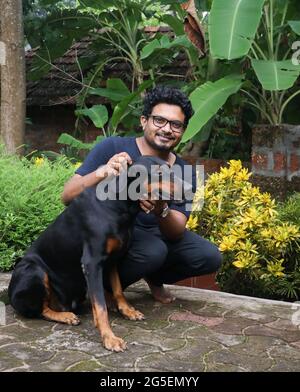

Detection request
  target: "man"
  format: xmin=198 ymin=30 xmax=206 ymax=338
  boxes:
xmin=61 ymin=85 xmax=222 ymax=303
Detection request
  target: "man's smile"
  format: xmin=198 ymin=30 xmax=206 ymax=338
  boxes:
xmin=156 ymin=133 xmax=175 ymax=142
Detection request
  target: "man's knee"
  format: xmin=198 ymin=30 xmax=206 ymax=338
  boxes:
xmin=189 ymin=242 xmax=222 ymax=275
xmin=203 ymin=244 xmax=222 ymax=273
xmin=143 ymin=241 xmax=168 ymax=271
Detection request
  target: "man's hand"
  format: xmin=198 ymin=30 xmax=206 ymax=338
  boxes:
xmin=139 ymin=199 xmax=167 ymax=216
xmin=96 ymin=152 xmax=132 ymax=178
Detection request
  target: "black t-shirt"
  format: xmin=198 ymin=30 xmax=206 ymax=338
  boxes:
xmin=76 ymin=136 xmax=196 ymax=228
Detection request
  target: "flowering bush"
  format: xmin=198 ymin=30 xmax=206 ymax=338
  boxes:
xmin=0 ymin=148 xmax=79 ymax=271
xmin=186 ymin=160 xmax=300 ymax=301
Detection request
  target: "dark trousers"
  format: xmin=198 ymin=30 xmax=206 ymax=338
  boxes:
xmin=113 ymin=225 xmax=222 ymax=290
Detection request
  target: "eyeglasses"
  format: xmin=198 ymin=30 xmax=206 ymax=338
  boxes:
xmin=147 ymin=115 xmax=185 ymax=134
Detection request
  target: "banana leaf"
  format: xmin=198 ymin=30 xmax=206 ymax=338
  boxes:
xmin=111 ymin=80 xmax=153 ymax=130
xmin=289 ymin=21 xmax=300 ymax=35
xmin=209 ymin=0 xmax=264 ymax=60
xmin=251 ymin=59 xmax=300 ymax=91
xmin=57 ymin=134 xmax=105 ymax=150
xmin=75 ymin=105 xmax=108 ymax=128
xmin=181 ymin=75 xmax=243 ymax=143
xmin=89 ymin=79 xmax=130 ymax=102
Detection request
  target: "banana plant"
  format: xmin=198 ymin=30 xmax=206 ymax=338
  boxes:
xmin=58 ymin=78 xmax=153 ymax=151
xmin=181 ymin=75 xmax=243 ymax=143
xmin=209 ymin=0 xmax=300 ymax=124
xmin=155 ymin=0 xmax=245 ymax=147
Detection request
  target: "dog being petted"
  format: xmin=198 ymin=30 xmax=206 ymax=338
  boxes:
xmin=8 ymin=156 xmax=186 ymax=352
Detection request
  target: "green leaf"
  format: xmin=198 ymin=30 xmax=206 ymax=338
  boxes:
xmin=140 ymin=35 xmax=190 ymax=59
xmin=111 ymin=80 xmax=153 ymax=130
xmin=77 ymin=0 xmax=114 ymax=10
xmin=251 ymin=59 xmax=300 ymax=91
xmin=289 ymin=21 xmax=300 ymax=35
xmin=140 ymin=39 xmax=160 ymax=60
xmin=90 ymin=79 xmax=130 ymax=102
xmin=75 ymin=105 xmax=108 ymax=128
xmin=181 ymin=76 xmax=243 ymax=143
xmin=57 ymin=134 xmax=94 ymax=150
xmin=209 ymin=0 xmax=265 ymax=60
xmin=161 ymin=15 xmax=184 ymax=36
xmin=158 ymin=0 xmax=187 ymax=4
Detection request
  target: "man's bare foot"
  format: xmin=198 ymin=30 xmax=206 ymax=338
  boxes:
xmin=146 ymin=280 xmax=176 ymax=304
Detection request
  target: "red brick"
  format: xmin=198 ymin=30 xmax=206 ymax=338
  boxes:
xmin=273 ymin=152 xmax=286 ymax=172
xmin=252 ymin=153 xmax=268 ymax=170
xmin=289 ymin=154 xmax=300 ymax=172
xmin=176 ymin=273 xmax=219 ymax=291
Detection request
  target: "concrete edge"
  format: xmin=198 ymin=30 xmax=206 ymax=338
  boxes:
xmin=0 ymin=273 xmax=11 ymax=305
xmin=1 ymin=272 xmax=300 ymax=310
xmin=127 ymin=281 xmax=300 ymax=310
xmin=167 ymin=285 xmax=300 ymax=308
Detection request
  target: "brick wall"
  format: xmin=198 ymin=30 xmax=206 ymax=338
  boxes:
xmin=25 ymin=105 xmax=103 ymax=155
xmin=252 ymin=125 xmax=300 ymax=198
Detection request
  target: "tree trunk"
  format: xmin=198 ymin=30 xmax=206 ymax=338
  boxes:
xmin=0 ymin=0 xmax=25 ymax=154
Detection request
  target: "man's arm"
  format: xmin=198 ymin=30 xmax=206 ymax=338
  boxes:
xmin=61 ymin=171 xmax=105 ymax=205
xmin=61 ymin=152 xmax=132 ymax=205
xmin=158 ymin=209 xmax=187 ymax=241
xmin=139 ymin=199 xmax=187 ymax=241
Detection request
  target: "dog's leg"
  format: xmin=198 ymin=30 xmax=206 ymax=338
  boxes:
xmin=110 ymin=264 xmax=144 ymax=321
xmin=42 ymin=274 xmax=80 ymax=326
xmin=81 ymin=244 xmax=127 ymax=352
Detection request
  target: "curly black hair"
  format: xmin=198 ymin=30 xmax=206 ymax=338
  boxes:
xmin=142 ymin=85 xmax=194 ymax=126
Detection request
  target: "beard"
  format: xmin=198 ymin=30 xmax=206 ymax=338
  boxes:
xmin=144 ymin=131 xmax=176 ymax=152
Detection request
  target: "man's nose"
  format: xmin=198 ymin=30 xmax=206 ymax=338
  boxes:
xmin=161 ymin=121 xmax=172 ymax=133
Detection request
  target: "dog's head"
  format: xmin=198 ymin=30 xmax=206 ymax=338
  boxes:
xmin=96 ymin=155 xmax=193 ymax=204
xmin=127 ymin=155 xmax=191 ymax=203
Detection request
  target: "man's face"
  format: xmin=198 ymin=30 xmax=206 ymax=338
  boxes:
xmin=140 ymin=103 xmax=186 ymax=152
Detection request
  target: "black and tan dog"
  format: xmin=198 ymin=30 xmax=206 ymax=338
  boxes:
xmin=8 ymin=156 xmax=181 ymax=352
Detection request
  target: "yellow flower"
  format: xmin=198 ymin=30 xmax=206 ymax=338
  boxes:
xmin=238 ymin=207 xmax=265 ymax=228
xmin=34 ymin=157 xmax=45 ymax=166
xmin=186 ymin=215 xmax=199 ymax=231
xmin=228 ymin=159 xmax=243 ymax=173
xmin=230 ymin=226 xmax=249 ymax=240
xmin=266 ymin=259 xmax=285 ymax=277
xmin=219 ymin=235 xmax=238 ymax=252
xmin=234 ymin=167 xmax=251 ymax=182
xmin=233 ymin=252 xmax=259 ymax=269
xmin=191 ymin=185 xmax=204 ymax=212
xmin=237 ymin=240 xmax=258 ymax=254
xmin=73 ymin=162 xmax=82 ymax=169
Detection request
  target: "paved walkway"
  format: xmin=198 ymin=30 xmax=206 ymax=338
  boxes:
xmin=0 ymin=275 xmax=300 ymax=372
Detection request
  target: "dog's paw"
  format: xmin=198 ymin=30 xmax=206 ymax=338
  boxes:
xmin=103 ymin=334 xmax=127 ymax=352
xmin=60 ymin=312 xmax=81 ymax=326
xmin=42 ymin=309 xmax=81 ymax=325
xmin=119 ymin=306 xmax=145 ymax=321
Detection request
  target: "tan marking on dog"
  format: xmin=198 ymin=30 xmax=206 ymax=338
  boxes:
xmin=42 ymin=274 xmax=80 ymax=325
xmin=106 ymin=237 xmax=122 ymax=254
xmin=110 ymin=264 xmax=145 ymax=321
xmin=91 ymin=297 xmax=127 ymax=352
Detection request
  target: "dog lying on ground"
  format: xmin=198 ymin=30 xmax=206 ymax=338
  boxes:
xmin=8 ymin=156 xmax=182 ymax=352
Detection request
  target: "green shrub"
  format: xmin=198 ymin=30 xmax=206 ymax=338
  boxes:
xmin=278 ymin=192 xmax=300 ymax=227
xmin=0 ymin=148 xmax=77 ymax=271
xmin=187 ymin=160 xmax=300 ymax=301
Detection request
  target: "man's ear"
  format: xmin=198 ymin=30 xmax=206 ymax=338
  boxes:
xmin=140 ymin=115 xmax=147 ymax=130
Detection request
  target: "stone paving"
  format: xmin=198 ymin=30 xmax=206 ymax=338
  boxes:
xmin=0 ymin=277 xmax=300 ymax=372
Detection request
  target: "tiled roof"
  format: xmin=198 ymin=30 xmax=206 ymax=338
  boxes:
xmin=26 ymin=27 xmax=191 ymax=106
